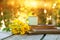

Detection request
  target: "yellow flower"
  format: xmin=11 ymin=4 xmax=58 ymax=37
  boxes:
xmin=9 ymin=19 xmax=30 ymax=35
xmin=12 ymin=29 xmax=18 ymax=34
xmin=20 ymin=31 xmax=25 ymax=35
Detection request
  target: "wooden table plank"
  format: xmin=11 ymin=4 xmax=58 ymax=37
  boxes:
xmin=0 ymin=31 xmax=12 ymax=40
xmin=43 ymin=34 xmax=60 ymax=40
xmin=3 ymin=35 xmax=43 ymax=40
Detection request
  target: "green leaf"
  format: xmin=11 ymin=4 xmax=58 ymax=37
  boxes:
xmin=57 ymin=23 xmax=60 ymax=27
xmin=3 ymin=27 xmax=11 ymax=32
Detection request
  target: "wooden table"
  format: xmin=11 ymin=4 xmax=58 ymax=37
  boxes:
xmin=2 ymin=35 xmax=43 ymax=40
xmin=1 ymin=25 xmax=60 ymax=40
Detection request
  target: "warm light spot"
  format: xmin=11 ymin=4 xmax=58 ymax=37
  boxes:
xmin=17 ymin=11 xmax=20 ymax=15
xmin=17 ymin=12 xmax=27 ymax=23
xmin=44 ymin=9 xmax=47 ymax=13
xmin=30 ymin=1 xmax=37 ymax=8
xmin=46 ymin=16 xmax=52 ymax=25
xmin=11 ymin=1 xmax=15 ymax=5
xmin=44 ymin=3 xmax=48 ymax=7
xmin=52 ymin=2 xmax=57 ymax=9
xmin=1 ymin=11 xmax=3 ymax=16
xmin=24 ymin=0 xmax=38 ymax=8
xmin=0 ymin=20 xmax=6 ymax=31
xmin=47 ymin=16 xmax=52 ymax=20
xmin=7 ymin=1 xmax=15 ymax=6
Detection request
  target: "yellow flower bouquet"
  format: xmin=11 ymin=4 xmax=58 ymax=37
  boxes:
xmin=9 ymin=19 xmax=30 ymax=35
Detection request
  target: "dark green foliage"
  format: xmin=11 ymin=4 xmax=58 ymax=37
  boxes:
xmin=3 ymin=9 xmax=12 ymax=19
xmin=0 ymin=8 xmax=13 ymax=27
xmin=37 ymin=9 xmax=46 ymax=24
xmin=0 ymin=17 xmax=2 ymax=27
xmin=56 ymin=23 xmax=60 ymax=27
xmin=3 ymin=27 xmax=10 ymax=32
xmin=59 ymin=9 xmax=60 ymax=15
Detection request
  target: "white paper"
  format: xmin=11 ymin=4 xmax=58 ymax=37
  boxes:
xmin=28 ymin=16 xmax=38 ymax=25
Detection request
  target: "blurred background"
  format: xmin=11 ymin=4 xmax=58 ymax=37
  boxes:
xmin=0 ymin=0 xmax=60 ymax=29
